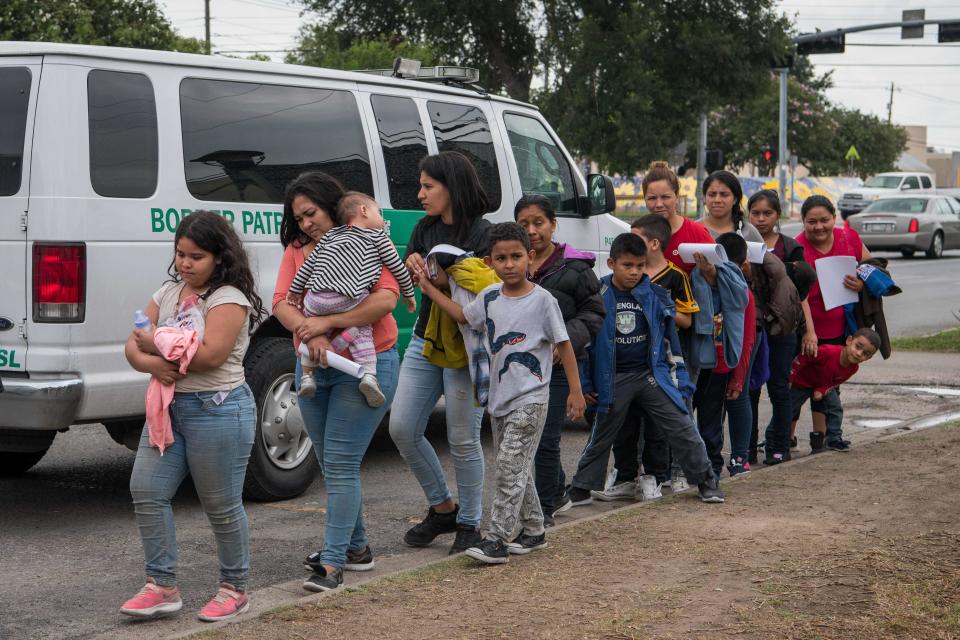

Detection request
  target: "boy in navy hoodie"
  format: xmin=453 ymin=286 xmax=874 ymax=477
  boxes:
xmin=557 ymin=233 xmax=724 ymax=507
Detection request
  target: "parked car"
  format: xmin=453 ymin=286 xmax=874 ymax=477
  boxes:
xmin=846 ymin=195 xmax=960 ymax=259
xmin=838 ymin=172 xmax=936 ymax=219
xmin=0 ymin=42 xmax=625 ymax=497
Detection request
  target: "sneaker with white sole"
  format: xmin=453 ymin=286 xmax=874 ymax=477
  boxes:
xmin=670 ymin=470 xmax=690 ymax=493
xmin=507 ymin=531 xmax=547 ymax=555
xmin=591 ymin=480 xmax=637 ymax=501
xmin=465 ymin=538 xmax=509 ymax=564
xmin=197 ymin=583 xmax=249 ymax=622
xmin=358 ymin=373 xmax=385 ymax=407
xmin=120 ymin=578 xmax=183 ymax=618
xmin=637 ymin=474 xmax=663 ymax=501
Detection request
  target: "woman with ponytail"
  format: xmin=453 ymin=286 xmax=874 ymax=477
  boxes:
xmin=699 ymin=171 xmax=763 ymax=243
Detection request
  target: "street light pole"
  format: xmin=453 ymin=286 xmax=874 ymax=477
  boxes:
xmin=696 ymin=113 xmax=707 ymax=217
xmin=777 ymin=67 xmax=788 ymax=214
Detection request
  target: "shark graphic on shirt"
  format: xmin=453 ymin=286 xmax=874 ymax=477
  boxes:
xmin=482 ymin=286 xmax=526 ymax=354
xmin=498 ymin=351 xmax=543 ymax=382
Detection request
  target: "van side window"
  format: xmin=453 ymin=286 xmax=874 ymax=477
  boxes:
xmin=503 ymin=113 xmax=577 ymax=216
xmin=180 ymin=79 xmax=373 ymax=203
xmin=88 ymin=70 xmax=159 ymax=198
xmin=427 ymin=101 xmax=502 ymax=210
xmin=921 ymin=175 xmax=932 ymax=189
xmin=0 ymin=67 xmax=32 ymax=196
xmin=371 ymin=95 xmax=427 ymax=210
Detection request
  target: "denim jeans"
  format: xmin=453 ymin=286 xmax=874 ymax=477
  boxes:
xmin=611 ymin=406 xmax=671 ymax=485
xmin=694 ymin=370 xmax=729 ymax=477
xmin=298 ymin=347 xmax=399 ymax=569
xmin=791 ymin=385 xmax=844 ymax=441
xmin=752 ymin=333 xmax=798 ymax=455
xmin=572 ymin=372 xmax=713 ymax=491
xmin=725 ymin=335 xmax=759 ymax=464
xmin=388 ymin=335 xmax=484 ymax=528
xmin=129 ymin=384 xmax=256 ymax=590
xmin=533 ymin=367 xmax=568 ymax=516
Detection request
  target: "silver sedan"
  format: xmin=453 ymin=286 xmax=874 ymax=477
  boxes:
xmin=846 ymin=195 xmax=960 ymax=259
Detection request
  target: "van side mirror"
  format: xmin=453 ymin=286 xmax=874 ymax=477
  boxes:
xmin=901 ymin=183 xmax=913 ymax=190
xmin=581 ymin=174 xmax=616 ymax=216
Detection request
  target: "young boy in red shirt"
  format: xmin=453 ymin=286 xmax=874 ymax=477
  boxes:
xmin=789 ymin=327 xmax=881 ymax=453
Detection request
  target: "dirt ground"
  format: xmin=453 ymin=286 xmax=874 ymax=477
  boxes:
xmin=197 ymin=424 xmax=960 ymax=640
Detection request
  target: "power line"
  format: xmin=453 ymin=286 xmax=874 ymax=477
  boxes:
xmin=817 ymin=63 xmax=960 ymax=67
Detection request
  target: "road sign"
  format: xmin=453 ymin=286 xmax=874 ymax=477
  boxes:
xmin=845 ymin=145 xmax=861 ymax=161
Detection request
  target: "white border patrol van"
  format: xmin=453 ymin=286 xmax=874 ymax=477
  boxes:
xmin=0 ymin=42 xmax=628 ymax=499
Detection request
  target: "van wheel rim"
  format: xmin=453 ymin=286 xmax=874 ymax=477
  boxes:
xmin=259 ymin=373 xmax=313 ymax=470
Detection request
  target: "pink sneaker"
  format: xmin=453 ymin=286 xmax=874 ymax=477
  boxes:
xmin=119 ymin=578 xmax=183 ymax=618
xmin=197 ymin=583 xmax=249 ymax=622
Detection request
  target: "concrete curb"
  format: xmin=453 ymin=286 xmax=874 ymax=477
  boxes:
xmin=102 ymin=406 xmax=960 ymax=640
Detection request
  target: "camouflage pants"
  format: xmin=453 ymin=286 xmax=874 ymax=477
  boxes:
xmin=489 ymin=403 xmax=548 ymax=541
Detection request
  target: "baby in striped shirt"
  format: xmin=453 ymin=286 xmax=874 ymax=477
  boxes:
xmin=286 ymin=192 xmax=416 ymax=407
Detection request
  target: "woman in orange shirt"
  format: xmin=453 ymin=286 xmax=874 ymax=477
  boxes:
xmin=272 ymin=172 xmax=401 ymax=592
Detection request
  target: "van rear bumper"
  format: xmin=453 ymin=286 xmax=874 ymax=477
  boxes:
xmin=0 ymin=377 xmax=82 ymax=430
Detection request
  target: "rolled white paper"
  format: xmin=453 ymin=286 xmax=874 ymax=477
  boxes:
xmin=677 ymin=243 xmax=728 ymax=266
xmin=747 ymin=241 xmax=767 ymax=264
xmin=298 ymin=343 xmax=364 ymax=379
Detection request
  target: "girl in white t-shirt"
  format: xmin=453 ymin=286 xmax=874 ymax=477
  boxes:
xmin=121 ymin=211 xmax=265 ymax=623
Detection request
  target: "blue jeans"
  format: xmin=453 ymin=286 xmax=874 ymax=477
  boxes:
xmin=130 ymin=384 xmax=256 ymax=590
xmin=726 ymin=336 xmax=759 ymax=464
xmin=757 ymin=333 xmax=798 ymax=454
xmin=791 ymin=385 xmax=843 ymax=439
xmin=298 ymin=347 xmax=399 ymax=569
xmin=533 ymin=367 xmax=568 ymax=516
xmin=388 ymin=335 xmax=484 ymax=528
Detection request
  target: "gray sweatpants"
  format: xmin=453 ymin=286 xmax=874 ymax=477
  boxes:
xmin=489 ymin=403 xmax=548 ymax=541
xmin=572 ymin=372 xmax=713 ymax=491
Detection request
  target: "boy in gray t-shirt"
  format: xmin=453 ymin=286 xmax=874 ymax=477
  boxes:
xmin=417 ymin=222 xmax=585 ymax=564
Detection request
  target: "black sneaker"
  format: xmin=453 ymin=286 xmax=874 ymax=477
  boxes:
xmin=449 ymin=525 xmax=482 ymax=555
xmin=543 ymin=513 xmax=555 ymax=528
xmin=557 ymin=486 xmax=592 ymax=513
xmin=403 ymin=505 xmax=459 ymax=547
xmin=507 ymin=531 xmax=547 ymax=555
xmin=465 ymin=538 xmax=509 ymax=564
xmin=826 ymin=439 xmax=851 ymax=452
xmin=698 ymin=476 xmax=725 ymax=503
xmin=344 ymin=546 xmax=375 ymax=571
xmin=764 ymin=450 xmax=791 ymax=465
xmin=303 ymin=566 xmax=343 ymax=592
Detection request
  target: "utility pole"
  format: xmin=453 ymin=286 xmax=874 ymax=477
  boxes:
xmin=696 ymin=113 xmax=707 ymax=217
xmin=204 ymin=0 xmax=212 ymax=55
xmin=887 ymin=82 xmax=895 ymax=123
xmin=777 ymin=67 xmax=788 ymax=214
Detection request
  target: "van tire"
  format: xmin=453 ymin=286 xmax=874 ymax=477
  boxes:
xmin=243 ymin=337 xmax=320 ymax=502
xmin=0 ymin=449 xmax=50 ymax=476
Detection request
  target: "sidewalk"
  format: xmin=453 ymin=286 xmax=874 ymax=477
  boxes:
xmin=192 ymin=420 xmax=960 ymax=640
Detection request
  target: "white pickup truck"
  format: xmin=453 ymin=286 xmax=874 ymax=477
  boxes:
xmin=838 ymin=172 xmax=936 ymax=219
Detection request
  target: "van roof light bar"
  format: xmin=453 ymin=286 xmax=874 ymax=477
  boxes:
xmin=359 ymin=57 xmax=481 ymax=85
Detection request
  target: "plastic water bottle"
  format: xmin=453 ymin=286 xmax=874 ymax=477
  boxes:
xmin=133 ymin=309 xmax=151 ymax=330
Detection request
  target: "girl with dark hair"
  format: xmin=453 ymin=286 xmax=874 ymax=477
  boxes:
xmin=794 ymin=194 xmax=871 ymax=453
xmin=122 ymin=211 xmax=265 ymax=622
xmin=642 ymin=161 xmax=715 ymax=274
xmin=272 ymin=172 xmax=403 ymax=592
xmin=748 ymin=190 xmax=815 ymax=464
xmin=389 ymin=151 xmax=492 ymax=554
xmin=699 ymin=170 xmax=763 ymax=243
xmin=514 ymin=194 xmax=604 ymax=523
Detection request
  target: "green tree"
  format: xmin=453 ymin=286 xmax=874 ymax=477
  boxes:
xmin=538 ymin=1 xmax=793 ymax=173
xmin=702 ymin=70 xmax=906 ymax=178
xmin=286 ymin=24 xmax=438 ymax=70
xmin=294 ymin=0 xmax=538 ymax=100
xmin=1 ymin=0 xmax=204 ymax=53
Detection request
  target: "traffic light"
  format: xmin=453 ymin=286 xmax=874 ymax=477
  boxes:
xmin=761 ymin=145 xmax=776 ymax=165
xmin=705 ymin=148 xmax=724 ymax=173
xmin=795 ymin=31 xmax=845 ymax=55
xmin=940 ymin=20 xmax=960 ymax=43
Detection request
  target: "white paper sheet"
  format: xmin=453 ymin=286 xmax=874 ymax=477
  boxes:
xmin=677 ymin=243 xmax=728 ymax=265
xmin=298 ymin=343 xmax=364 ymax=379
xmin=747 ymin=242 xmax=767 ymax=264
xmin=816 ymin=255 xmax=859 ymax=310
xmin=426 ymin=243 xmax=466 ymax=258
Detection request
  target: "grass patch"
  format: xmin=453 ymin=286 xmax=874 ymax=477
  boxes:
xmin=892 ymin=327 xmax=960 ymax=353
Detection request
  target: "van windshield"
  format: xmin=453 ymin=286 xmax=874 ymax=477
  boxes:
xmin=863 ymin=175 xmax=902 ymax=189
xmin=0 ymin=67 xmax=31 ymax=196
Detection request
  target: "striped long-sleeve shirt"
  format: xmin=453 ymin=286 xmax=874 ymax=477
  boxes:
xmin=289 ymin=225 xmax=416 ymax=300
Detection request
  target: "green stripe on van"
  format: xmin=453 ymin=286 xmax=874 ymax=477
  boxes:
xmin=384 ymin=208 xmax=426 ymax=358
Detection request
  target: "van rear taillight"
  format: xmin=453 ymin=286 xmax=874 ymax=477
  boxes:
xmin=32 ymin=243 xmax=86 ymax=322
xmin=908 ymin=218 xmax=920 ymax=233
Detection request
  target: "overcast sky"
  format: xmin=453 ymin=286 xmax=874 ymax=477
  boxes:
xmin=160 ymin=0 xmax=960 ymax=153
